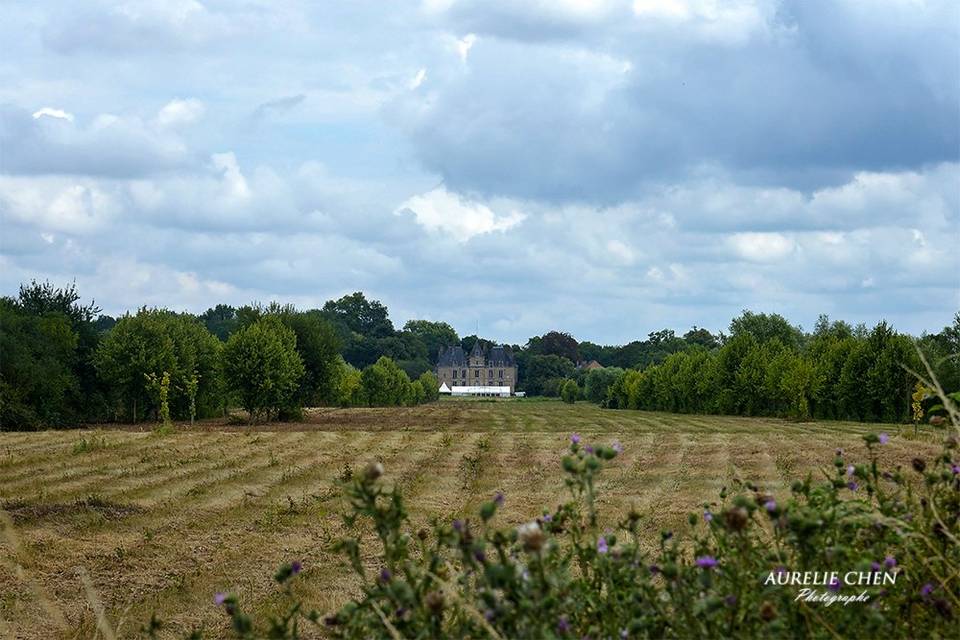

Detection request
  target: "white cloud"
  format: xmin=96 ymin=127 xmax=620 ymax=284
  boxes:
xmin=456 ymin=34 xmax=477 ymax=62
xmin=156 ymin=98 xmax=205 ymax=127
xmin=410 ymin=68 xmax=427 ymax=89
xmin=32 ymin=107 xmax=74 ymax=122
xmin=395 ymin=187 xmax=525 ymax=242
xmin=728 ymin=232 xmax=795 ymax=262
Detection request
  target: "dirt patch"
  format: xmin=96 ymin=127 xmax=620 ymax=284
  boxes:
xmin=1 ymin=496 xmax=143 ymax=524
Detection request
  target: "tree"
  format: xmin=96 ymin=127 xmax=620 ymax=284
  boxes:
xmin=360 ymin=357 xmax=412 ymax=407
xmin=404 ymin=320 xmax=460 ymax=364
xmin=322 ymin=292 xmax=394 ymax=339
xmin=729 ymin=311 xmax=803 ymax=349
xmin=524 ymin=355 xmax=576 ymax=396
xmin=0 ymin=298 xmax=78 ymax=429
xmin=200 ymin=304 xmax=238 ymax=341
xmin=528 ymin=331 xmax=580 ymax=362
xmin=333 ymin=358 xmax=363 ymax=407
xmin=417 ymin=371 xmax=440 ymax=402
xmin=275 ymin=309 xmax=342 ymax=406
xmin=683 ymin=326 xmax=719 ymax=350
xmin=561 ymin=379 xmax=580 ymax=404
xmin=222 ymin=317 xmax=304 ymax=423
xmin=583 ymin=367 xmax=625 ymax=404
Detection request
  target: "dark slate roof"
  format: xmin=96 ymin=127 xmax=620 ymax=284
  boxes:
xmin=487 ymin=345 xmax=516 ymax=366
xmin=438 ymin=346 xmax=467 ymax=367
xmin=469 ymin=341 xmax=485 ymax=359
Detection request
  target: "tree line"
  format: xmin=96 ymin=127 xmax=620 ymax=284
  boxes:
xmin=1 ymin=280 xmax=956 ymax=429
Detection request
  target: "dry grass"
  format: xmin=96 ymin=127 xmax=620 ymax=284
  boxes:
xmin=0 ymin=400 xmax=940 ymax=639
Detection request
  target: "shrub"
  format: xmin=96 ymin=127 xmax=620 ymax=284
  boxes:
xmin=560 ymin=379 xmax=579 ymax=404
xmin=222 ymin=317 xmax=304 ymax=422
xmin=360 ymin=357 xmax=412 ymax=407
xmin=417 ymin=371 xmax=440 ymax=402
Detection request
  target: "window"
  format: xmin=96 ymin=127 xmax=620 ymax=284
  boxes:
xmin=452 ymin=370 xmax=457 ymax=379
xmin=499 ymin=369 xmax=503 ymax=379
xmin=488 ymin=369 xmax=493 ymax=378
xmin=474 ymin=369 xmax=480 ymax=378
xmin=461 ymin=369 xmax=467 ymax=378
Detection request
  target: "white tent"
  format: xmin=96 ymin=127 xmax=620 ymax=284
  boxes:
xmin=449 ymin=385 xmax=511 ymax=398
xmin=438 ymin=382 xmax=452 ymax=394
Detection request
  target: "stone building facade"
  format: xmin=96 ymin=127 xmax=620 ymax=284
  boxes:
xmin=436 ymin=342 xmax=518 ymax=393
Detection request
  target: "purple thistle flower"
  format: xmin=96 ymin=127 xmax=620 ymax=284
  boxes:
xmin=871 ymin=561 xmax=882 ymax=572
xmin=557 ymin=615 xmax=570 ymax=634
xmin=695 ymin=556 xmax=718 ymax=569
xmin=921 ymin=583 xmax=934 ymax=597
xmin=214 ymin=592 xmax=227 ymax=605
xmin=703 ymin=510 xmax=713 ymax=522
xmin=847 ymin=465 xmax=855 ymax=477
xmin=473 ymin=549 xmax=486 ymax=563
xmin=484 ymin=609 xmax=496 ymax=622
xmin=620 ymin=629 xmax=629 ymax=639
xmin=764 ymin=500 xmax=777 ymax=513
xmin=847 ymin=481 xmax=859 ymax=491
xmin=597 ymin=536 xmax=609 ymax=554
xmin=379 ymin=568 xmax=392 ymax=582
xmin=952 ymin=464 xmax=960 ymax=475
xmin=570 ymin=433 xmax=581 ymax=445
xmin=493 ymin=491 xmax=505 ymax=507
xmin=543 ymin=513 xmax=553 ymax=522
xmin=611 ymin=440 xmax=623 ymax=454
xmin=585 ymin=445 xmax=594 ymax=454
xmin=725 ymin=595 xmax=737 ymax=607
xmin=291 ymin=561 xmax=302 ymax=574
xmin=828 ymin=577 xmax=841 ymax=592
xmin=878 ymin=432 xmax=889 ymax=445
xmin=884 ymin=556 xmax=897 ymax=568
xmin=452 ymin=519 xmax=464 ymax=533
xmin=649 ymin=564 xmax=660 ymax=574
xmin=775 ymin=566 xmax=788 ymax=575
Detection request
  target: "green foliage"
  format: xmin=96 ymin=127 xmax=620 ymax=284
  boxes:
xmin=560 ymin=379 xmax=580 ymax=403
xmin=524 ymin=355 xmax=576 ymax=396
xmin=527 ymin=331 xmax=580 ymax=362
xmin=404 ymin=320 xmax=460 ymax=364
xmin=222 ymin=317 xmax=305 ymax=422
xmin=583 ymin=367 xmax=624 ymax=404
xmin=333 ymin=359 xmax=363 ymax=407
xmin=95 ymin=309 xmax=223 ymax=423
xmin=274 ymin=308 xmax=342 ymax=406
xmin=417 ymin=371 xmax=440 ymax=402
xmin=360 ymin=357 xmax=411 ymax=407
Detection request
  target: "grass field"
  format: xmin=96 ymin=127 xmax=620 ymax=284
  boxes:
xmin=0 ymin=399 xmax=939 ymax=639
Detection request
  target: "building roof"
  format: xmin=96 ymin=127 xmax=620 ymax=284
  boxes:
xmin=437 ymin=343 xmax=516 ymax=367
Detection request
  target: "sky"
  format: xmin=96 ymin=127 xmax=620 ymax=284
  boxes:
xmin=1 ymin=0 xmax=958 ymax=344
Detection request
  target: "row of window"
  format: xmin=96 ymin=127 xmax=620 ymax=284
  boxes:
xmin=452 ymin=369 xmax=507 ymax=379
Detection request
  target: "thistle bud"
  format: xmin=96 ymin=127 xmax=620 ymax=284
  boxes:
xmin=517 ymin=521 xmax=545 ymax=552
xmin=364 ymin=461 xmax=384 ymax=480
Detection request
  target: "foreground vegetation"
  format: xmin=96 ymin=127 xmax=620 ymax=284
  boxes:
xmin=0 ymin=401 xmax=949 ymax=638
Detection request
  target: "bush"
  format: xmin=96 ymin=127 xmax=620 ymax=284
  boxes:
xmin=361 ymin=356 xmax=414 ymax=407
xmin=196 ymin=384 xmax=960 ymax=639
xmin=561 ymin=379 xmax=580 ymax=404
xmin=417 ymin=371 xmax=440 ymax=402
xmin=222 ymin=317 xmax=304 ymax=422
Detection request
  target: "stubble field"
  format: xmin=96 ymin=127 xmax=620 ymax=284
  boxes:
xmin=0 ymin=400 xmax=936 ymax=639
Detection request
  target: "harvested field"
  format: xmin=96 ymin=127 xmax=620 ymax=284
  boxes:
xmin=0 ymin=400 xmax=938 ymax=638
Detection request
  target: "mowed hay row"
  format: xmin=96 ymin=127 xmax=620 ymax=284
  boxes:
xmin=0 ymin=400 xmax=941 ymax=639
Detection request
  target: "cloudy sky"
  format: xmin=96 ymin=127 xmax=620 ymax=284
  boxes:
xmin=1 ymin=0 xmax=958 ymax=343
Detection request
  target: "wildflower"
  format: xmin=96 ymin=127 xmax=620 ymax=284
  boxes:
xmin=570 ymin=433 xmax=581 ymax=445
xmin=484 ymin=609 xmax=496 ymax=622
xmin=452 ymin=519 xmax=464 ymax=533
xmin=952 ymin=464 xmax=960 ymax=475
xmin=847 ymin=481 xmax=858 ymax=491
xmin=774 ymin=566 xmax=788 ymax=575
xmin=620 ymin=629 xmax=629 ymax=639
xmin=379 ymin=568 xmax=391 ymax=583
xmin=649 ymin=564 xmax=661 ymax=574
xmin=878 ymin=433 xmax=889 ymax=444
xmin=364 ymin=461 xmax=384 ymax=480
xmin=871 ymin=561 xmax=881 ymax=572
xmin=828 ymin=577 xmax=841 ymax=592
xmin=764 ymin=500 xmax=777 ymax=513
xmin=921 ymin=583 xmax=934 ymax=598
xmin=703 ymin=510 xmax=713 ymax=522
xmin=695 ymin=556 xmax=718 ymax=569
xmin=585 ymin=445 xmax=594 ymax=454
xmin=291 ymin=561 xmax=302 ymax=575
xmin=473 ymin=549 xmax=486 ymax=563
xmin=557 ymin=616 xmax=570 ymax=634
xmin=612 ymin=440 xmax=623 ymax=454
xmin=518 ymin=521 xmax=545 ymax=552
xmin=425 ymin=591 xmax=445 ymax=614
xmin=214 ymin=592 xmax=227 ymax=605
xmin=493 ymin=491 xmax=505 ymax=507
xmin=597 ymin=536 xmax=609 ymax=554
xmin=723 ymin=507 xmax=749 ymax=532
xmin=725 ymin=595 xmax=738 ymax=607
xmin=847 ymin=465 xmax=855 ymax=477
xmin=884 ymin=556 xmax=897 ymax=568
xmin=542 ymin=513 xmax=553 ymax=522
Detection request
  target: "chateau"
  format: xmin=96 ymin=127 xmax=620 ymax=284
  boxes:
xmin=436 ymin=342 xmax=518 ymax=393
